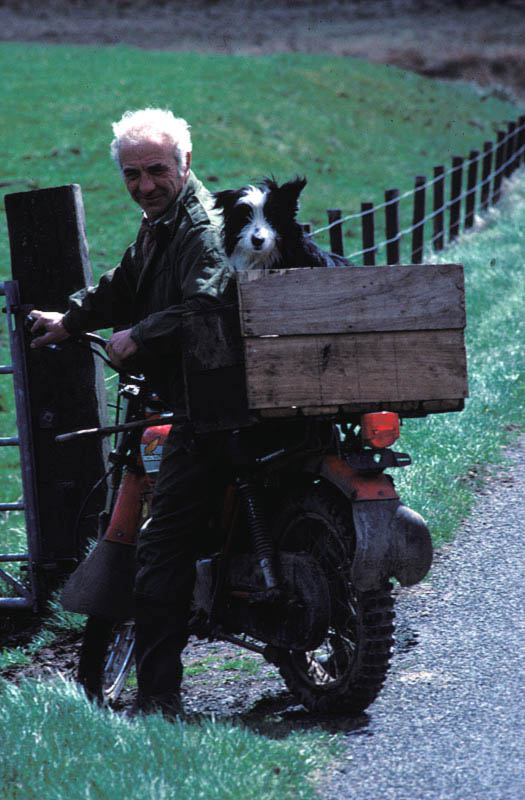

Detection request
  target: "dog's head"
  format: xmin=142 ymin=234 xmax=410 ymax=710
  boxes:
xmin=214 ymin=176 xmax=307 ymax=270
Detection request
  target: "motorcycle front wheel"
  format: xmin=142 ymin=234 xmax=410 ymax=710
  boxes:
xmin=77 ymin=615 xmax=135 ymax=705
xmin=272 ymin=482 xmax=395 ymax=716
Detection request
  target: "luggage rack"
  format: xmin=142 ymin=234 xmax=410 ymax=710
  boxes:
xmin=0 ymin=280 xmax=41 ymax=611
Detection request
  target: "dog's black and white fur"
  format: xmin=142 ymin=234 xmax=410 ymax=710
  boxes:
xmin=214 ymin=176 xmax=351 ymax=271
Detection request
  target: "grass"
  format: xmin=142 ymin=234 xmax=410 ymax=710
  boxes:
xmin=0 ymin=40 xmax=524 ymax=799
xmin=0 ymin=43 xmax=519 ymax=274
xmin=394 ymin=174 xmax=525 ymax=546
xmin=0 ymin=591 xmax=86 ymax=671
xmin=0 ymin=676 xmax=339 ymax=800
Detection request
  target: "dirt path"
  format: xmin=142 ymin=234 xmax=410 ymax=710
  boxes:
xmin=1 ymin=1 xmax=525 ymax=100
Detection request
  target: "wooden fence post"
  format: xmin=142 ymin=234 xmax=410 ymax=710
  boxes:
xmin=449 ymin=155 xmax=463 ymax=243
xmin=326 ymin=208 xmax=344 ymax=256
xmin=5 ymin=185 xmax=109 ymax=573
xmin=432 ymin=165 xmax=445 ymax=251
xmin=504 ymin=121 xmax=517 ymax=178
xmin=411 ymin=175 xmax=426 ymax=264
xmin=360 ymin=202 xmax=376 ymax=266
xmin=492 ymin=130 xmax=506 ymax=205
xmin=480 ymin=141 xmax=493 ymax=212
xmin=511 ymin=119 xmax=521 ymax=173
xmin=465 ymin=149 xmax=479 ymax=230
xmin=385 ymin=188 xmax=400 ymax=265
xmin=518 ymin=115 xmax=525 ymax=167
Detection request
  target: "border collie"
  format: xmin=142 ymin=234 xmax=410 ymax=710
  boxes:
xmin=214 ymin=176 xmax=351 ymax=271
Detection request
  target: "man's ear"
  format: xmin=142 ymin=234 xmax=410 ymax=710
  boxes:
xmin=184 ymin=151 xmax=192 ymax=180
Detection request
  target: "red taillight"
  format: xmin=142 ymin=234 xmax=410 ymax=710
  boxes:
xmin=360 ymin=412 xmax=400 ymax=449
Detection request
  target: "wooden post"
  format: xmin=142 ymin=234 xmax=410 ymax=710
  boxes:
xmin=511 ymin=119 xmax=521 ymax=173
xmin=327 ymin=208 xmax=344 ymax=256
xmin=411 ymin=175 xmax=426 ymax=264
xmin=449 ymin=156 xmax=463 ymax=243
xmin=492 ymin=130 xmax=505 ymax=205
xmin=385 ymin=188 xmax=400 ymax=265
xmin=480 ymin=141 xmax=493 ymax=212
xmin=5 ymin=185 xmax=109 ymax=572
xmin=465 ymin=149 xmax=479 ymax=230
xmin=504 ymin=121 xmax=517 ymax=178
xmin=432 ymin=165 xmax=445 ymax=251
xmin=518 ymin=115 xmax=525 ymax=167
xmin=360 ymin=202 xmax=376 ymax=266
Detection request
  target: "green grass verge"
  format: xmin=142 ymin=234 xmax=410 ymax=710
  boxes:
xmin=394 ymin=173 xmax=525 ymax=546
xmin=0 ymin=42 xmax=519 ymax=274
xmin=0 ymin=676 xmax=339 ymax=800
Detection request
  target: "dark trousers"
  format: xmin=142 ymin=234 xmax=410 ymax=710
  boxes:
xmin=133 ymin=425 xmax=227 ymax=710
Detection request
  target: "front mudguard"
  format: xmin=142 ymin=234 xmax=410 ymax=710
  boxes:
xmin=316 ymin=455 xmax=433 ymax=591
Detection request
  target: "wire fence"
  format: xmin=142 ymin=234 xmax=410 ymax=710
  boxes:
xmin=306 ymin=114 xmax=525 ymax=264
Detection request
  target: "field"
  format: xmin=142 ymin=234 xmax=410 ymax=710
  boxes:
xmin=0 ymin=30 xmax=524 ymax=800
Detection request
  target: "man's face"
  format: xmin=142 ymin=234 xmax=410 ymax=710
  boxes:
xmin=120 ymin=136 xmax=190 ymax=220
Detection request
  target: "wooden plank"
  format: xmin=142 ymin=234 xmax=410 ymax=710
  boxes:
xmin=259 ymin=407 xmax=298 ymax=419
xmin=258 ymin=399 xmax=465 ymax=419
xmin=243 ymin=330 xmax=468 ymax=409
xmin=301 ymin=405 xmax=340 ymax=416
xmin=237 ymin=264 xmax=466 ymax=337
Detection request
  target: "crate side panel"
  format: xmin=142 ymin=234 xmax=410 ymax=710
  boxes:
xmin=237 ymin=264 xmax=466 ymax=336
xmin=243 ymin=330 xmax=468 ymax=409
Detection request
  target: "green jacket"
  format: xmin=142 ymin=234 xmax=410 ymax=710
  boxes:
xmin=63 ymin=172 xmax=234 ymax=408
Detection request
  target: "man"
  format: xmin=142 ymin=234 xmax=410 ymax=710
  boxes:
xmin=30 ymin=108 xmax=234 ymax=716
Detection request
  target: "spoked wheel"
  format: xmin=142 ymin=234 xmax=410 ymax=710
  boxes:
xmin=272 ymin=483 xmax=395 ymax=715
xmin=77 ymin=615 xmax=135 ymax=705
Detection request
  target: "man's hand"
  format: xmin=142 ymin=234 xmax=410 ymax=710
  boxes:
xmin=106 ymin=329 xmax=138 ymax=369
xmin=29 ymin=310 xmax=70 ymax=348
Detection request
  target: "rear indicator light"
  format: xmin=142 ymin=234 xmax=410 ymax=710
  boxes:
xmin=360 ymin=412 xmax=400 ymax=449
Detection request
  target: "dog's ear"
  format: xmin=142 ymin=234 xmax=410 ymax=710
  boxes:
xmin=213 ymin=189 xmax=238 ymax=211
xmin=278 ymin=176 xmax=307 ymax=218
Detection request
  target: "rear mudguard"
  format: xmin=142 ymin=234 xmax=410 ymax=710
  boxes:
xmin=316 ymin=454 xmax=433 ymax=590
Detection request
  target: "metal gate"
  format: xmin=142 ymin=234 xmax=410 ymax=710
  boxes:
xmin=0 ymin=280 xmax=42 ymax=611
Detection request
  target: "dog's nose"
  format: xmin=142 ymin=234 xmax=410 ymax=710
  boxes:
xmin=251 ymin=234 xmax=265 ymax=249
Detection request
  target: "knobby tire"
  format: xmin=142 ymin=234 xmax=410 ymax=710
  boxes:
xmin=272 ymin=482 xmax=395 ymax=715
xmin=77 ymin=615 xmax=135 ymax=705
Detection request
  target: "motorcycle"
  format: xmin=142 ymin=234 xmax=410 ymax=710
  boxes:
xmin=60 ymin=332 xmax=432 ymax=716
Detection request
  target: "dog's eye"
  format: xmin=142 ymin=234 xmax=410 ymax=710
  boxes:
xmin=262 ymin=197 xmax=280 ymax=227
xmin=233 ymin=205 xmax=253 ymax=227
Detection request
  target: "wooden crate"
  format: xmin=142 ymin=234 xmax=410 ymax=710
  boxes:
xmin=183 ymin=264 xmax=468 ymax=430
xmin=237 ymin=264 xmax=468 ymax=417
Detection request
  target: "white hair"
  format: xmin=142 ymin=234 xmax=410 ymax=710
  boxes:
xmin=110 ymin=108 xmax=192 ymax=177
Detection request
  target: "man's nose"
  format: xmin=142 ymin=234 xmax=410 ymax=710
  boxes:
xmin=139 ymin=172 xmax=156 ymax=193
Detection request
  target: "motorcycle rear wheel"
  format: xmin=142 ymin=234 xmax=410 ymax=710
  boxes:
xmin=77 ymin=615 xmax=135 ymax=705
xmin=272 ymin=483 xmax=395 ymax=715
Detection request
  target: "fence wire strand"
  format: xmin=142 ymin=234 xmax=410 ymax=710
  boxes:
xmin=307 ymin=119 xmax=524 ymax=263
